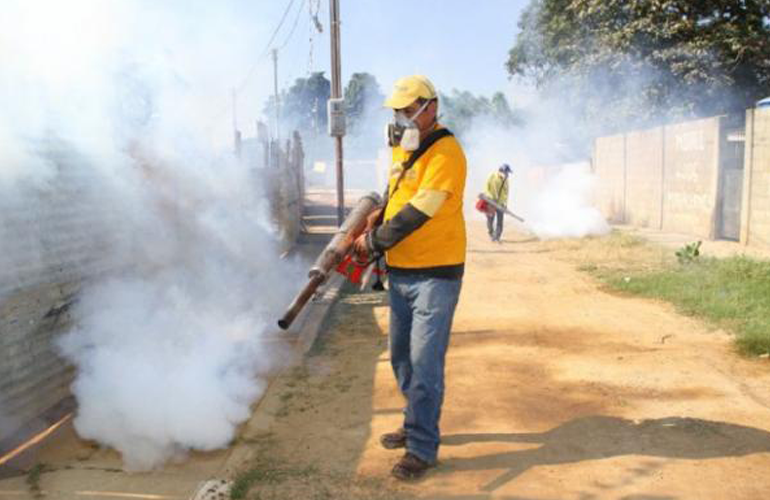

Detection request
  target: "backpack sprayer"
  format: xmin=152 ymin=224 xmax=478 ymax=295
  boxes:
xmin=476 ymin=193 xmax=525 ymax=222
xmin=277 ymin=192 xmax=384 ymax=330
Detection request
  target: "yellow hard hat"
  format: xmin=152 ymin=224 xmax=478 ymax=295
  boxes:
xmin=383 ymin=75 xmax=437 ymax=109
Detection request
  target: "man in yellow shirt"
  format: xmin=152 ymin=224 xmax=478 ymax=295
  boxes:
xmin=354 ymin=75 xmax=466 ymax=480
xmin=484 ymin=163 xmax=512 ymax=242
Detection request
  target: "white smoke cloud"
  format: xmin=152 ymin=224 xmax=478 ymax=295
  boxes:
xmin=57 ymin=270 xmax=289 ymax=469
xmin=1 ymin=0 xmax=298 ymax=470
xmin=525 ymin=162 xmax=609 ymax=239
xmin=461 ymin=96 xmax=609 ymax=240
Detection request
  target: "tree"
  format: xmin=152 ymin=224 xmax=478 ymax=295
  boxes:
xmin=264 ymin=71 xmax=331 ymax=136
xmin=343 ymin=72 xmax=385 ymax=135
xmin=507 ymin=0 xmax=770 ymax=130
xmin=439 ymin=90 xmax=522 ymax=136
xmin=490 ymin=92 xmax=521 ymax=128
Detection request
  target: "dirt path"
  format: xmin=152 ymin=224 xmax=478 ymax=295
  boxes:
xmin=3 ymin=221 xmax=770 ymax=499
xmin=237 ymin=221 xmax=770 ymax=500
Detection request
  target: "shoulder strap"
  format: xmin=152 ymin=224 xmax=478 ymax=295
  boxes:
xmin=403 ymin=128 xmax=454 ymax=170
xmin=389 ymin=128 xmax=454 ymax=198
xmin=373 ymin=128 xmax=455 ymax=229
xmin=496 ymin=174 xmax=506 ymax=200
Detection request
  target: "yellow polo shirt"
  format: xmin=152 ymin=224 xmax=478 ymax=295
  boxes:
xmin=485 ymin=171 xmax=509 ymax=206
xmin=384 ymin=128 xmax=467 ymax=268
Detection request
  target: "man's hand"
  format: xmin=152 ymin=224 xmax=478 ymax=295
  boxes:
xmin=353 ymin=232 xmax=370 ymax=261
xmin=354 ymin=206 xmax=383 ymax=261
xmin=365 ymin=207 xmax=383 ymax=232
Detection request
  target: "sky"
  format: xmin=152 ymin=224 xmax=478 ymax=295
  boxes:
xmin=230 ymin=0 xmax=533 ymax=137
xmin=0 ymin=0 xmax=532 ymax=147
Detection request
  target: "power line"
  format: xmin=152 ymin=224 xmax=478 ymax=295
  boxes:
xmin=234 ymin=0 xmax=297 ymax=96
xmin=259 ymin=0 xmax=297 ymax=59
xmin=205 ymin=0 xmax=301 ymax=134
xmin=278 ymin=0 xmax=307 ymax=51
xmin=274 ymin=0 xmax=311 ymax=93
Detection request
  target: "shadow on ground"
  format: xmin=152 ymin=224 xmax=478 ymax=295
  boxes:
xmin=441 ymin=416 xmax=770 ymax=492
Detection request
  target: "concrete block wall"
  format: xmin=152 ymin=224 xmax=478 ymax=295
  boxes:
xmin=661 ymin=117 xmax=721 ymax=238
xmin=625 ymin=127 xmax=664 ymax=229
xmin=592 ymin=116 xmax=723 ymax=239
xmin=593 ymin=134 xmax=626 ymax=223
xmin=742 ymin=108 xmax=770 ymax=247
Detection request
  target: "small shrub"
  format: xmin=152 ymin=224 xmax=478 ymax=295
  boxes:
xmin=676 ymin=241 xmax=701 ymax=265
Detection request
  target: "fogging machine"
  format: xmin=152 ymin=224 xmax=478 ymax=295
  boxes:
xmin=476 ymin=193 xmax=525 ymax=222
xmin=277 ymin=192 xmax=383 ymax=330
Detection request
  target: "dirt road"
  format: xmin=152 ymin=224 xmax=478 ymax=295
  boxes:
xmin=3 ymin=221 xmax=770 ymax=500
xmin=238 ymin=221 xmax=770 ymax=499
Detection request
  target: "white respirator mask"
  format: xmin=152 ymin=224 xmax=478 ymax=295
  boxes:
xmin=385 ymin=99 xmax=432 ymax=151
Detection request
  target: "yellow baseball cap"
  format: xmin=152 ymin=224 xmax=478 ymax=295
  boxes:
xmin=383 ymin=75 xmax=437 ymax=109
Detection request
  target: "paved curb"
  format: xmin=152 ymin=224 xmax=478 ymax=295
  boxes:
xmin=292 ymin=273 xmax=346 ymax=355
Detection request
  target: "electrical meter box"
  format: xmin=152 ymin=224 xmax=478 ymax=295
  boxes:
xmin=327 ymin=98 xmax=346 ymax=137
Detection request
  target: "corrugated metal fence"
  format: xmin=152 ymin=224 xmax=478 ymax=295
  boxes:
xmin=0 ymin=133 xmax=304 ymax=456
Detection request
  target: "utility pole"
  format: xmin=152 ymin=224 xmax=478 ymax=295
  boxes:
xmin=232 ymin=88 xmax=242 ymax=158
xmin=328 ymin=0 xmax=345 ymax=226
xmin=272 ymin=48 xmax=280 ymax=141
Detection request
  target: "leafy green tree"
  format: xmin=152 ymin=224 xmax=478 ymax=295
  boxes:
xmin=507 ymin=0 xmax=770 ymax=130
xmin=440 ymin=90 xmax=522 ymax=136
xmin=264 ymin=71 xmax=331 ymax=136
xmin=490 ymin=91 xmax=521 ymax=127
xmin=343 ymin=72 xmax=385 ymax=135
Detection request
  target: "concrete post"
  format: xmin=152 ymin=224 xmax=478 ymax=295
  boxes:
xmin=708 ymin=116 xmax=724 ymax=240
xmin=740 ymin=109 xmax=755 ymax=246
xmin=659 ymin=125 xmax=666 ymax=230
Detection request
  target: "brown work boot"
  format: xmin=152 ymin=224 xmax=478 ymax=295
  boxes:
xmin=391 ymin=452 xmax=433 ymax=481
xmin=380 ymin=428 xmax=406 ymax=449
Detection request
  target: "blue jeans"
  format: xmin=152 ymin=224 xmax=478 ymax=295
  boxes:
xmin=486 ymin=209 xmax=504 ymax=240
xmin=388 ymin=273 xmax=462 ymax=463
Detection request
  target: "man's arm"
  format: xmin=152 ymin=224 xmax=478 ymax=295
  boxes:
xmin=355 ymin=145 xmax=463 ymax=258
xmin=365 ymin=189 xmax=448 ymax=253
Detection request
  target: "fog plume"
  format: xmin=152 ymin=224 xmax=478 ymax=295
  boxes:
xmin=461 ymin=106 xmax=609 ymax=240
xmin=1 ymin=0 xmax=296 ymax=470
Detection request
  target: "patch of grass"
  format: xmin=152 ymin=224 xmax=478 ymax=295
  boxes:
xmin=239 ymin=431 xmax=276 ymax=446
xmin=308 ymin=324 xmax=338 ymax=357
xmin=595 ymin=256 xmax=770 ymax=356
xmin=230 ymin=461 xmax=408 ymax=500
xmin=545 ymin=230 xmax=670 ymax=274
xmin=26 ymin=463 xmax=51 ymax=499
xmin=611 ymin=230 xmax=647 ymax=248
xmin=229 ymin=458 xmax=319 ymax=500
xmin=577 ymin=263 xmax=599 ymax=272
xmin=288 ymin=365 xmax=310 ymax=382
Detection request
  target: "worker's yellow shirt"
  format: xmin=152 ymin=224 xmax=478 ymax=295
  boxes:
xmin=384 ymin=129 xmax=467 ymax=268
xmin=484 ymin=171 xmax=509 ymax=207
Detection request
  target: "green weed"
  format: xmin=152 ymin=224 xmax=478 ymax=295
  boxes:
xmin=26 ymin=463 xmax=51 ymax=499
xmin=676 ymin=241 xmax=702 ymax=265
